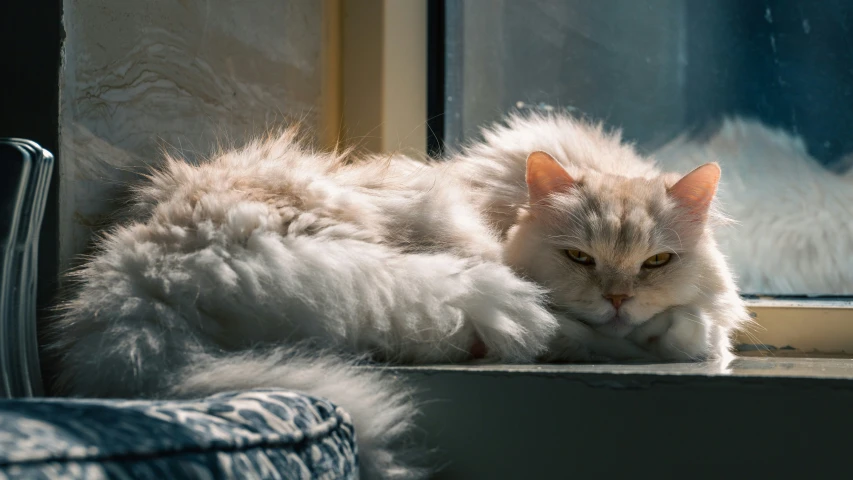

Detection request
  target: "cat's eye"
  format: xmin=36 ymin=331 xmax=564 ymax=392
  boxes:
xmin=566 ymin=249 xmax=595 ymax=266
xmin=643 ymin=253 xmax=672 ymax=268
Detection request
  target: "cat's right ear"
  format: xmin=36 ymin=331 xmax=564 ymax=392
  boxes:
xmin=668 ymin=162 xmax=721 ymax=218
xmin=526 ymin=151 xmax=576 ymax=206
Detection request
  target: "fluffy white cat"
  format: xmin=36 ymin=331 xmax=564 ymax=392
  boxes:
xmin=50 ymin=114 xmax=750 ymax=479
xmin=654 ymin=118 xmax=853 ymax=295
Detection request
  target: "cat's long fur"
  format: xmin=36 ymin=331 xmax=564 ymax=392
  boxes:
xmin=451 ymin=115 xmax=747 ymax=359
xmin=49 ymin=114 xmax=750 ymax=479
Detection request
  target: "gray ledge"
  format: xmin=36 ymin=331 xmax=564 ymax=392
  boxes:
xmin=388 ymin=357 xmax=853 ymax=479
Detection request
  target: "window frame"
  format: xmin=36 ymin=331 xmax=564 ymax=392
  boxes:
xmin=326 ymin=0 xmax=428 ymax=156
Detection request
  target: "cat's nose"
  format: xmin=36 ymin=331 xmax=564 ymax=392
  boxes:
xmin=603 ymin=293 xmax=632 ymax=309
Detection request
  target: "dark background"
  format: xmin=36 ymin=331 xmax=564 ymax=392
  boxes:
xmin=0 ymin=0 xmax=62 ymax=314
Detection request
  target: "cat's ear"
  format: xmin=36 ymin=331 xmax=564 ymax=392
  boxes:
xmin=668 ymin=162 xmax=721 ymax=217
xmin=526 ymin=151 xmax=576 ymax=205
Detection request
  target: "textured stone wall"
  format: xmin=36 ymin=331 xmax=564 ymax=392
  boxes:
xmin=60 ymin=0 xmax=323 ymax=271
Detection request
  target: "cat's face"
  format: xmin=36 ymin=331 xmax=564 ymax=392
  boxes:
xmin=505 ymin=151 xmax=720 ymax=338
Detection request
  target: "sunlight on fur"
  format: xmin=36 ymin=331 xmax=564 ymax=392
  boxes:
xmin=50 ymin=113 xmax=753 ymax=479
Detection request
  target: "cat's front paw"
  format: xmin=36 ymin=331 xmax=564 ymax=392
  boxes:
xmin=630 ymin=306 xmax=711 ymax=361
xmin=538 ymin=334 xmax=599 ymax=363
xmin=542 ymin=319 xmax=657 ymax=363
xmin=461 ymin=263 xmax=560 ymax=362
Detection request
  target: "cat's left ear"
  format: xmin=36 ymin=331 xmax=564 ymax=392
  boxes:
xmin=526 ymin=151 xmax=576 ymax=206
xmin=668 ymin=162 xmax=721 ymax=218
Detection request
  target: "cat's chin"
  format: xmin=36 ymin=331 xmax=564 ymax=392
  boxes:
xmin=592 ymin=315 xmax=636 ymax=338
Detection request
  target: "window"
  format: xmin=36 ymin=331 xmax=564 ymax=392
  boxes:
xmin=429 ymin=0 xmax=853 ymax=355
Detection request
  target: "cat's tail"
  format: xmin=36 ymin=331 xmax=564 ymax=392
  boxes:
xmin=168 ymin=347 xmax=426 ymax=480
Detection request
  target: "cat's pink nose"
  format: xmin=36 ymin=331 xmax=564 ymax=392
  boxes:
xmin=603 ymin=294 xmax=632 ymax=309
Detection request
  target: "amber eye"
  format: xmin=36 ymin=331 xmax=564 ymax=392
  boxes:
xmin=643 ymin=252 xmax=672 ymax=268
xmin=566 ymin=249 xmax=595 ymax=266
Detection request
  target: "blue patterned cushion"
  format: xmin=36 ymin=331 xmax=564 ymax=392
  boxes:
xmin=0 ymin=389 xmax=357 ymax=479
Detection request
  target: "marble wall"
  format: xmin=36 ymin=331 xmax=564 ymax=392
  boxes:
xmin=59 ymin=0 xmax=324 ymax=271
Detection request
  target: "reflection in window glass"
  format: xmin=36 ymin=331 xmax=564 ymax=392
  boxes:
xmin=443 ymin=0 xmax=853 ymax=296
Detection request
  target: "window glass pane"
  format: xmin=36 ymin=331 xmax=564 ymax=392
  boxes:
xmin=443 ymin=0 xmax=853 ymax=296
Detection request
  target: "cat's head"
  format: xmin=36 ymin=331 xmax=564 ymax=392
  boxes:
xmin=504 ymin=151 xmax=722 ymax=338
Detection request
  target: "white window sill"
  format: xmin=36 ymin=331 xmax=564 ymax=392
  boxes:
xmin=388 ymin=355 xmax=853 ymax=381
xmin=741 ymin=298 xmax=853 ymax=354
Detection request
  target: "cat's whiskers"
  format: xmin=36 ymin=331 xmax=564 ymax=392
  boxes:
xmin=662 ymin=228 xmax=685 ymax=251
xmin=675 ymin=310 xmax=707 ymax=327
